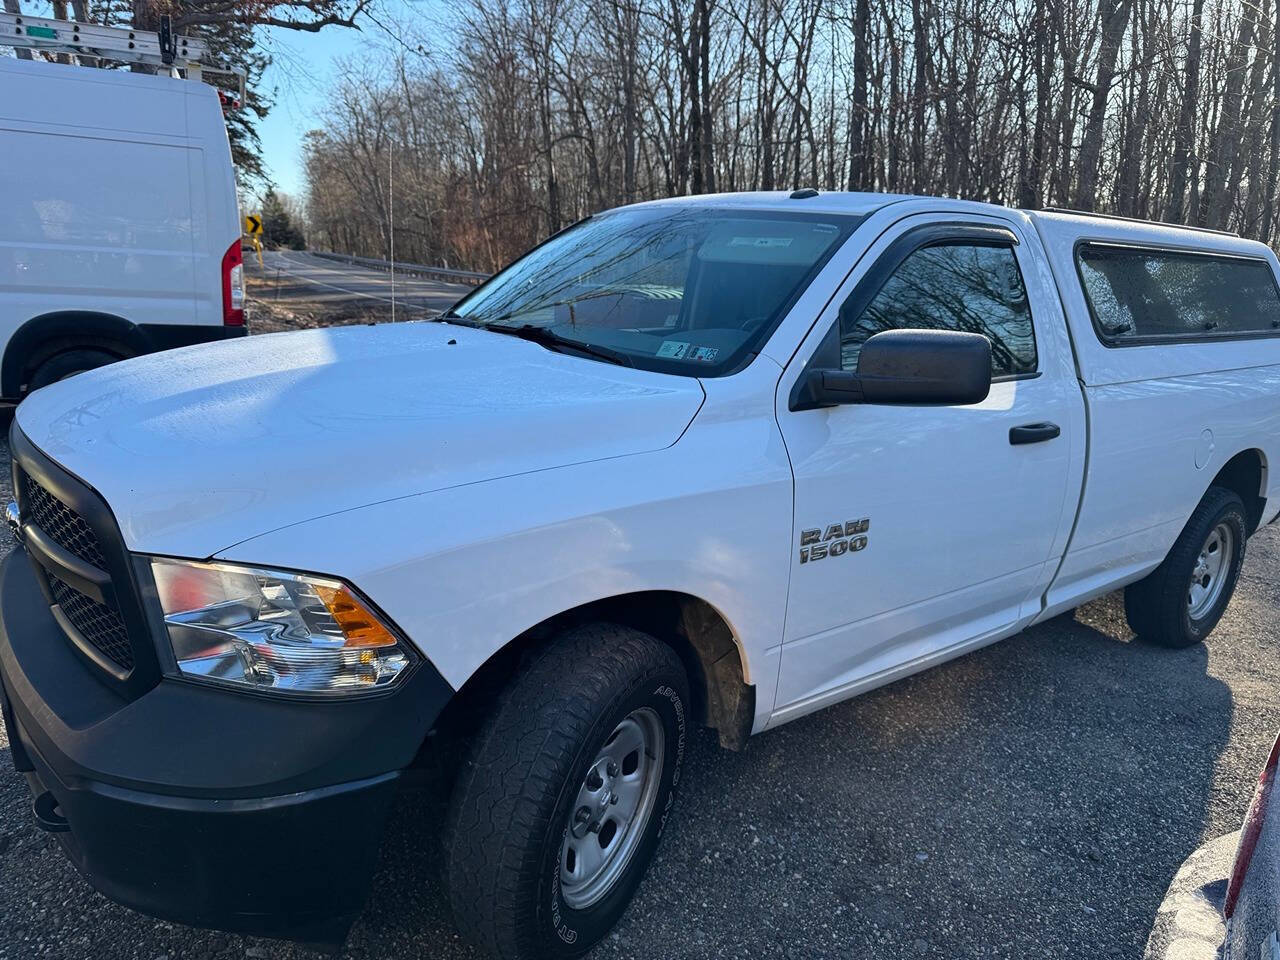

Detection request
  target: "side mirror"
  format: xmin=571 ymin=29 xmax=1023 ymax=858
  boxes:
xmin=791 ymin=329 xmax=992 ymax=410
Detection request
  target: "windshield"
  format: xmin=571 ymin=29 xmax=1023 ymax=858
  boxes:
xmin=450 ymin=206 xmax=860 ymax=376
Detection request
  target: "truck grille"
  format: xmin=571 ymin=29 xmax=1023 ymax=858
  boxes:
xmin=17 ymin=462 xmax=140 ymax=678
xmin=22 ymin=474 xmax=108 ymax=569
xmin=47 ymin=573 xmax=135 ymax=671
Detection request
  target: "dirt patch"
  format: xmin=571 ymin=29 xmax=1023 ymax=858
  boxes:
xmin=245 ymin=273 xmax=396 ymax=333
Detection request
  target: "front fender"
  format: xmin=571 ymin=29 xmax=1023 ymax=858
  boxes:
xmin=217 ymin=376 xmax=792 ymax=735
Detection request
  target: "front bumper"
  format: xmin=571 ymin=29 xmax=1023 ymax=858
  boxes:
xmin=0 ymin=549 xmax=454 ymax=944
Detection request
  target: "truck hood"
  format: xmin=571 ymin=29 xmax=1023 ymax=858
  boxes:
xmin=15 ymin=323 xmax=705 ymax=558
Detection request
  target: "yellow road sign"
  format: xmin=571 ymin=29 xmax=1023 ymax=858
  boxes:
xmin=243 ymin=214 xmax=263 ymax=235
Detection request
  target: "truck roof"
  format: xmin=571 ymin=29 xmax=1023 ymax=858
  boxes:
xmin=626 ymin=190 xmax=1257 ymax=252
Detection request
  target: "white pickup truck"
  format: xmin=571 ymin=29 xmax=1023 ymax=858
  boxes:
xmin=1 ymin=193 xmax=1278 ymax=960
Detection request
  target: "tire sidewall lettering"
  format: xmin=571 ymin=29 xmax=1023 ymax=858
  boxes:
xmin=549 ymin=824 xmax=579 ymax=944
xmin=542 ymin=672 xmax=688 ymax=953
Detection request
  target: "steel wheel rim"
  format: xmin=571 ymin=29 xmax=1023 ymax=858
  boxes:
xmin=1188 ymin=522 xmax=1233 ymax=620
xmin=559 ymin=707 xmax=665 ymax=910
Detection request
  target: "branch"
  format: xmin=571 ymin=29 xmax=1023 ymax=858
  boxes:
xmin=174 ymin=0 xmax=370 ymax=32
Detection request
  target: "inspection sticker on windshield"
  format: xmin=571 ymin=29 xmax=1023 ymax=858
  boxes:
xmin=657 ymin=340 xmax=691 ymax=359
xmin=689 ymin=346 xmax=719 ymax=362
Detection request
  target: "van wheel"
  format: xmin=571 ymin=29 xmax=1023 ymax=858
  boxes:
xmin=444 ymin=624 xmax=689 ymax=960
xmin=27 ymin=349 xmax=118 ymax=392
xmin=1124 ymin=486 xmax=1248 ymax=648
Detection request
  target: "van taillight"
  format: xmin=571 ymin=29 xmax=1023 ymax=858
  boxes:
xmin=1224 ymin=729 xmax=1280 ymax=918
xmin=221 ymin=239 xmax=245 ymax=326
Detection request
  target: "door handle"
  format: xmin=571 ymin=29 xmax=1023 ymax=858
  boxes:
xmin=1009 ymin=422 xmax=1061 ymax=445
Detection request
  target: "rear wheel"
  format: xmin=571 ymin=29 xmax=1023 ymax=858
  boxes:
xmin=444 ymin=624 xmax=689 ymax=960
xmin=27 ymin=349 xmax=118 ymax=392
xmin=1124 ymin=486 xmax=1248 ymax=648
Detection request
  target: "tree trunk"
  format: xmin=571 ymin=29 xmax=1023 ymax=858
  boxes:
xmin=848 ymin=0 xmax=871 ymax=190
xmin=1198 ymin=0 xmax=1256 ymax=229
xmin=1265 ymin=4 xmax=1280 ymax=240
xmin=1018 ymin=0 xmax=1051 ymax=208
xmin=697 ymin=0 xmax=715 ymax=192
xmin=909 ymin=0 xmax=929 ymax=191
xmin=1166 ymin=0 xmax=1205 ymax=222
xmin=1074 ymin=0 xmax=1134 ymax=209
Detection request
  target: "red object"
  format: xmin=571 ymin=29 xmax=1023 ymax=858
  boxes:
xmin=1225 ymin=728 xmax=1280 ymax=918
xmin=221 ymin=239 xmax=244 ymax=326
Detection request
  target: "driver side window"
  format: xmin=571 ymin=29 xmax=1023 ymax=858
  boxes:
xmin=839 ymin=241 xmax=1038 ymax=378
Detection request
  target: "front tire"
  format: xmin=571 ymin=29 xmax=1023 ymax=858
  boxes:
xmin=1124 ymin=486 xmax=1248 ymax=648
xmin=444 ymin=624 xmax=690 ymax=960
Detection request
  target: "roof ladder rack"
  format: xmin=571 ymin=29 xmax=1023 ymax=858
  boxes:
xmin=0 ymin=12 xmax=245 ymax=102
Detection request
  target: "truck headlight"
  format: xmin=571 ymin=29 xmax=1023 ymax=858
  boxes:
xmin=150 ymin=558 xmax=414 ymax=695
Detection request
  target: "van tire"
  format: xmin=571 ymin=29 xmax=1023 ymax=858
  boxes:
xmin=444 ymin=624 xmax=690 ymax=960
xmin=27 ymin=349 xmax=118 ymax=392
xmin=1124 ymin=486 xmax=1247 ymax=648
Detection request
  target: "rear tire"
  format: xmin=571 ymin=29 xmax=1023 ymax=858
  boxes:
xmin=444 ymin=624 xmax=690 ymax=960
xmin=1124 ymin=486 xmax=1247 ymax=648
xmin=27 ymin=349 xmax=118 ymax=392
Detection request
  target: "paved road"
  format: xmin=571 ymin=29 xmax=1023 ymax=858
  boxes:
xmin=249 ymin=250 xmax=473 ymax=314
xmin=0 ymin=431 xmax=1277 ymax=959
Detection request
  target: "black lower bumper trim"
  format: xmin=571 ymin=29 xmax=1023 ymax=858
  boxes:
xmin=19 ymin=748 xmax=397 ymax=943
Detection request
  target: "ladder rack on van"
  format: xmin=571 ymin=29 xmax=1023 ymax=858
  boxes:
xmin=0 ymin=12 xmax=245 ymax=102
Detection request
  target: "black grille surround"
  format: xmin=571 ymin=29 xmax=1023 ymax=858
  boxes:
xmin=11 ymin=426 xmax=161 ymax=695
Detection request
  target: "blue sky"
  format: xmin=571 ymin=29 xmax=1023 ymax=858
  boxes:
xmin=253 ymin=1 xmax=448 ymax=201
xmin=254 ymin=24 xmax=360 ymax=197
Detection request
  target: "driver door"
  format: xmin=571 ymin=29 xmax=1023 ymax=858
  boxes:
xmin=772 ymin=214 xmax=1082 ymax=722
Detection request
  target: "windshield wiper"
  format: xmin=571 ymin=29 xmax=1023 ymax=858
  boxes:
xmin=483 ymin=323 xmax=633 ymax=368
xmin=429 ymin=309 xmax=477 ymax=327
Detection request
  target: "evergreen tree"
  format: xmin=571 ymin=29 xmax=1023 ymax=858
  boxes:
xmin=261 ymin=187 xmax=306 ymax=249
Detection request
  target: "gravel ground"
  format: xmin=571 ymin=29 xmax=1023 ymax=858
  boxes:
xmin=1 ymin=430 xmax=1277 ymax=960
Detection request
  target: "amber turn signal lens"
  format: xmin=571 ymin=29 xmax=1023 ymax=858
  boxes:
xmin=315 ymin=584 xmax=398 ymax=648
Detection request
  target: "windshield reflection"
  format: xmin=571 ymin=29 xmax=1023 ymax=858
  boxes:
xmin=453 ymin=206 xmax=858 ymax=377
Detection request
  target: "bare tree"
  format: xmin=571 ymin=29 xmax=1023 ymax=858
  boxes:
xmin=297 ymin=0 xmax=1280 ymax=269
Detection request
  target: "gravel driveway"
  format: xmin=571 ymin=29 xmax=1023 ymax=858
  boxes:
xmin=1 ymin=433 xmax=1276 ymax=960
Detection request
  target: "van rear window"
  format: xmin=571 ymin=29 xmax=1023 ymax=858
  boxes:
xmin=1076 ymin=244 xmax=1280 ymax=344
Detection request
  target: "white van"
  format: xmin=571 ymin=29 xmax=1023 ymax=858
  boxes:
xmin=0 ymin=55 xmax=245 ymax=401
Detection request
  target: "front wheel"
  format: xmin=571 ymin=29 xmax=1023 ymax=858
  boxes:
xmin=444 ymin=624 xmax=690 ymax=960
xmin=1124 ymin=486 xmax=1248 ymax=648
xmin=27 ymin=348 xmax=118 ymax=392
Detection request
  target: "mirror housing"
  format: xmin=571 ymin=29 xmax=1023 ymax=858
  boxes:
xmin=791 ymin=329 xmax=992 ymax=410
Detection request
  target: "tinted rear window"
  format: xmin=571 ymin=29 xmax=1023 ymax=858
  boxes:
xmin=1076 ymin=244 xmax=1280 ymax=343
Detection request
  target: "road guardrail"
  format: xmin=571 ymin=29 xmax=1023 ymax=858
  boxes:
xmin=313 ymin=251 xmax=490 ymax=287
